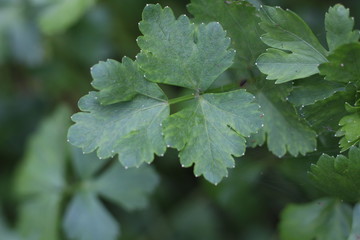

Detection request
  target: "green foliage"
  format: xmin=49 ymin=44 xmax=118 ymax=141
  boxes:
xmin=15 ymin=106 xmax=159 ymax=240
xmin=4 ymin=0 xmax=360 ymax=239
xmin=325 ymin=4 xmax=360 ymax=52
xmin=280 ymin=198 xmax=353 ymax=240
xmin=68 ymin=3 xmax=263 ymax=184
xmin=187 ymin=0 xmax=266 ymax=79
xmin=137 ymin=4 xmax=235 ymax=91
xmin=310 ymin=147 xmax=360 ymax=202
xmin=163 ymin=90 xmax=262 ymax=184
xmin=256 ymin=5 xmax=328 ymax=83
xmin=320 ymin=43 xmax=360 ymax=84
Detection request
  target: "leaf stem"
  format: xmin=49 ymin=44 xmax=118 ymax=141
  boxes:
xmin=168 ymin=94 xmax=195 ymax=105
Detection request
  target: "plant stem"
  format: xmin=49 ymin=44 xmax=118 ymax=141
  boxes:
xmin=168 ymin=94 xmax=195 ymax=105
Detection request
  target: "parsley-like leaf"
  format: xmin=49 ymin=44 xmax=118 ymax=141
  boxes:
xmin=319 ymin=43 xmax=360 ymax=84
xmin=137 ymin=4 xmax=235 ymax=91
xmin=187 ymin=0 xmax=266 ymax=79
xmin=163 ymin=90 xmax=263 ymax=184
xmin=310 ymin=147 xmax=360 ymax=202
xmin=90 ymin=57 xmax=166 ymax=105
xmin=256 ymin=5 xmax=328 ymax=83
xmin=68 ymin=91 xmax=169 ymax=167
xmin=325 ymin=4 xmax=359 ymax=52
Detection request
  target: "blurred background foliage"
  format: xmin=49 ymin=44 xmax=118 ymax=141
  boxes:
xmin=0 ymin=0 xmax=359 ymax=239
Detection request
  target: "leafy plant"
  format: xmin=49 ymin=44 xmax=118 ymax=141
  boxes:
xmin=5 ymin=0 xmax=360 ymax=239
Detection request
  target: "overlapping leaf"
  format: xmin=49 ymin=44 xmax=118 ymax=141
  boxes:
xmin=288 ymin=75 xmax=345 ymax=107
xmin=90 ymin=57 xmax=166 ymax=105
xmin=337 ymin=112 xmax=360 ymax=152
xmin=136 ymin=4 xmax=235 ymax=91
xmin=187 ymin=0 xmax=266 ymax=78
xmin=299 ymin=87 xmax=356 ymax=134
xmin=163 ymin=90 xmax=263 ymax=184
xmin=68 ymin=72 xmax=169 ymax=167
xmin=248 ymin=78 xmax=317 ymax=157
xmin=319 ymin=43 xmax=360 ymax=84
xmin=256 ymin=5 xmax=328 ymax=83
xmin=325 ymin=4 xmax=359 ymax=52
xmin=310 ymin=147 xmax=360 ymax=202
xmin=280 ymin=198 xmax=352 ymax=240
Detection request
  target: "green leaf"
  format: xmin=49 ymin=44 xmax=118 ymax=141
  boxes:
xmin=136 ymin=4 xmax=235 ymax=91
xmin=38 ymin=0 xmax=95 ymax=35
xmin=94 ymin=164 xmax=159 ymax=210
xmin=63 ymin=190 xmax=119 ymax=240
xmin=68 ymin=91 xmax=169 ymax=168
xmin=17 ymin=194 xmax=63 ymax=240
xmin=15 ymin=105 xmax=71 ymax=196
xmin=14 ymin=106 xmax=71 ymax=240
xmin=90 ymin=57 xmax=166 ymax=105
xmin=319 ymin=43 xmax=360 ymax=84
xmin=280 ymin=198 xmax=352 ymax=240
xmin=163 ymin=90 xmax=263 ymax=184
xmin=70 ymin=146 xmax=106 ymax=180
xmin=187 ymin=0 xmax=266 ymax=78
xmin=348 ymin=203 xmax=360 ymax=240
xmin=256 ymin=5 xmax=328 ymax=83
xmin=310 ymin=146 xmax=360 ymax=202
xmin=250 ymin=78 xmax=317 ymax=157
xmin=337 ymin=113 xmax=360 ymax=152
xmin=288 ymin=75 xmax=345 ymax=106
xmin=325 ymin=4 xmax=360 ymax=52
xmin=299 ymin=87 xmax=356 ymax=134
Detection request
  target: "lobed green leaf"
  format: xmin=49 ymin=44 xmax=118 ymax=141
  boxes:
xmin=319 ymin=43 xmax=360 ymax=84
xmin=163 ymin=90 xmax=263 ymax=184
xmin=68 ymin=92 xmax=169 ymax=167
xmin=310 ymin=147 xmax=360 ymax=202
xmin=90 ymin=57 xmax=166 ymax=105
xmin=256 ymin=5 xmax=328 ymax=83
xmin=325 ymin=4 xmax=359 ymax=52
xmin=188 ymin=0 xmax=266 ymax=79
xmin=136 ymin=4 xmax=235 ymax=91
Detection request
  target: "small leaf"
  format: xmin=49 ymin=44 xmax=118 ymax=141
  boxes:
xmin=137 ymin=4 xmax=235 ymax=91
xmin=38 ymin=0 xmax=95 ymax=35
xmin=280 ymin=198 xmax=352 ymax=240
xmin=163 ymin=90 xmax=263 ymax=184
xmin=68 ymin=92 xmax=169 ymax=168
xmin=309 ymin=147 xmax=360 ymax=202
xmin=319 ymin=43 xmax=360 ymax=84
xmin=94 ymin=164 xmax=159 ymax=210
xmin=337 ymin=112 xmax=360 ymax=152
xmin=256 ymin=5 xmax=328 ymax=82
xmin=325 ymin=4 xmax=360 ymax=52
xmin=288 ymin=75 xmax=345 ymax=106
xmin=63 ymin=190 xmax=119 ymax=240
xmin=90 ymin=57 xmax=166 ymax=105
xmin=187 ymin=0 xmax=266 ymax=78
xmin=15 ymin=105 xmax=71 ymax=196
xmin=17 ymin=194 xmax=63 ymax=240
